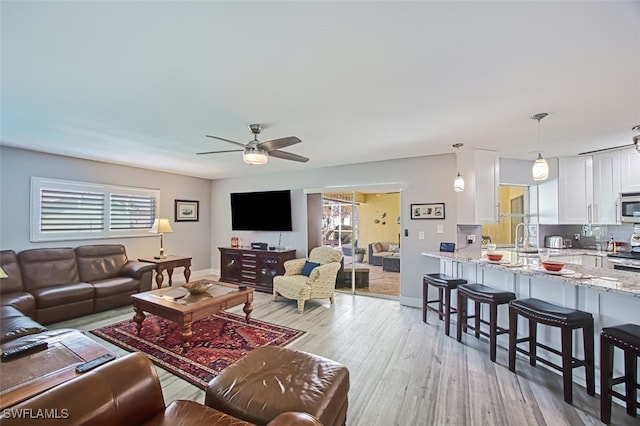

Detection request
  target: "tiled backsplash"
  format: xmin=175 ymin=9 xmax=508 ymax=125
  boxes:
xmin=539 ymin=223 xmax=636 ymax=251
xmin=456 ymin=224 xmax=482 ymax=256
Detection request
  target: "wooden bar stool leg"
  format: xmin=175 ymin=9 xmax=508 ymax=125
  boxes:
xmin=583 ymin=322 xmax=595 ymax=396
xmin=444 ymin=287 xmax=452 ymax=337
xmin=422 ymin=280 xmax=428 ymax=323
xmin=529 ymin=319 xmax=537 ymax=367
xmin=508 ymin=306 xmax=517 ymax=372
xmin=438 ymin=288 xmax=444 ymax=320
xmin=474 ymin=301 xmax=481 ymax=339
xmin=489 ymin=303 xmax=498 ymax=362
xmin=561 ymin=327 xmax=573 ymax=404
xmin=600 ymin=335 xmax=614 ymax=424
xmin=457 ymin=291 xmax=465 ymax=342
xmin=624 ymin=349 xmax=637 ymax=417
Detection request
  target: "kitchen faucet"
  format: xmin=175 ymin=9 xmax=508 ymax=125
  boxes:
xmin=514 ymin=222 xmax=532 ymax=253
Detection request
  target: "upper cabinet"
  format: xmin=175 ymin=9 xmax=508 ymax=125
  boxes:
xmin=592 ymin=151 xmax=621 ymax=225
xmin=539 ymin=148 xmax=638 ymax=225
xmin=457 ymin=149 xmax=499 ymax=225
xmin=558 ymin=156 xmax=593 ymax=224
xmin=620 ymin=147 xmax=640 ymax=193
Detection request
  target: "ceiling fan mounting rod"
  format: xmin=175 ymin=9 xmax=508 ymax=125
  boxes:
xmin=249 ymin=124 xmax=263 ymax=135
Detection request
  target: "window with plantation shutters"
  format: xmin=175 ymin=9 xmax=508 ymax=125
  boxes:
xmin=31 ymin=177 xmax=159 ymax=242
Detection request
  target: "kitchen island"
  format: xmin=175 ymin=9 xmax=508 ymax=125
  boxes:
xmin=421 ymin=249 xmax=640 ymax=395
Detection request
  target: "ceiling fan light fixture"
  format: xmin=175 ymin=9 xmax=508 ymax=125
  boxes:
xmin=243 ymin=147 xmax=268 ymax=165
xmin=532 ymin=153 xmax=549 ymax=181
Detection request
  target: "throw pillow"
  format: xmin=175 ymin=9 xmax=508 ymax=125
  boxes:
xmin=388 ymin=243 xmax=398 ymax=252
xmin=301 ymin=261 xmax=321 ymax=277
xmin=372 ymin=242 xmax=383 ymax=253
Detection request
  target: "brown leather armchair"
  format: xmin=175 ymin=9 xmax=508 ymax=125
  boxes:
xmin=0 ymin=352 xmax=322 ymax=426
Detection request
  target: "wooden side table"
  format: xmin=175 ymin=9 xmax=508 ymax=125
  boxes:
xmin=138 ymin=255 xmax=192 ymax=289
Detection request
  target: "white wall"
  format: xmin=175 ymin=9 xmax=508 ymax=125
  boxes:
xmin=210 ymin=154 xmax=458 ymax=307
xmin=0 ymin=147 xmax=212 ymax=272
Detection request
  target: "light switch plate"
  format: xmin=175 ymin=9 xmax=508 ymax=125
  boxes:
xmin=437 ymin=224 xmax=444 ymax=234
xmin=418 ymin=231 xmax=425 ymax=240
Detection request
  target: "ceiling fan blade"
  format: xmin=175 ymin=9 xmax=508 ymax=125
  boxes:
xmin=259 ymin=136 xmax=301 ymax=151
xmin=205 ymin=135 xmax=247 ymax=148
xmin=196 ymin=149 xmax=243 ymax=155
xmin=269 ymin=149 xmax=309 ymax=163
xmin=578 ymin=143 xmax=635 ymax=155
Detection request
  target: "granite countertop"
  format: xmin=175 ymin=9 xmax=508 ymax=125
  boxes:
xmin=421 ymin=249 xmax=640 ymax=298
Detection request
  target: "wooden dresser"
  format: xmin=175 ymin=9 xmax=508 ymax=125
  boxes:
xmin=218 ymin=247 xmax=296 ymax=293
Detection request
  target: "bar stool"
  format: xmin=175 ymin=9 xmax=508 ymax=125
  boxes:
xmin=456 ymin=283 xmax=516 ymax=362
xmin=508 ymin=298 xmax=595 ymax=404
xmin=600 ymin=323 xmax=640 ymax=424
xmin=422 ymin=273 xmax=466 ymax=336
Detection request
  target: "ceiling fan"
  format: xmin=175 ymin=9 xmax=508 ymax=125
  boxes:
xmin=197 ymin=124 xmax=309 ymax=165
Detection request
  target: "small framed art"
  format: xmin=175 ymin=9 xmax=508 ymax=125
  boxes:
xmin=410 ymin=202 xmax=445 ymax=220
xmin=175 ymin=199 xmax=199 ymax=222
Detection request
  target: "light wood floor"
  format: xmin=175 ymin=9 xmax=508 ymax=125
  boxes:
xmin=50 ymin=281 xmax=637 ymax=426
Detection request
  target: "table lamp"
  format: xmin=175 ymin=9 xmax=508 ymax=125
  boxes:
xmin=150 ymin=218 xmax=174 ymax=258
xmin=0 ymin=266 xmax=7 ymax=279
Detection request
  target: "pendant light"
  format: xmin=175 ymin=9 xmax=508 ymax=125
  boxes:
xmin=633 ymin=125 xmax=640 ymax=154
xmin=453 ymin=143 xmax=465 ymax=192
xmin=531 ymin=113 xmax=549 ymax=181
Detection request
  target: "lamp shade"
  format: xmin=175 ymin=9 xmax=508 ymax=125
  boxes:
xmin=0 ymin=266 xmax=7 ymax=279
xmin=532 ymin=153 xmax=549 ymax=181
xmin=243 ymin=148 xmax=268 ymax=165
xmin=150 ymin=218 xmax=173 ymax=234
xmin=453 ymin=172 xmax=465 ymax=192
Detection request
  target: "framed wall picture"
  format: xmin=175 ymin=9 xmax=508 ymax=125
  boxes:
xmin=410 ymin=202 xmax=445 ymax=220
xmin=175 ymin=199 xmax=199 ymax=222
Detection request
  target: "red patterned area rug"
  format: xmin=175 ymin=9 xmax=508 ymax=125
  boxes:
xmin=90 ymin=312 xmax=304 ymax=389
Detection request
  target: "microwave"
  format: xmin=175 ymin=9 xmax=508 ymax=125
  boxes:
xmin=620 ymin=192 xmax=640 ymax=223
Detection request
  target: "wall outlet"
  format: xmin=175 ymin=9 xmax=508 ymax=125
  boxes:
xmin=467 ymin=234 xmax=476 ymax=244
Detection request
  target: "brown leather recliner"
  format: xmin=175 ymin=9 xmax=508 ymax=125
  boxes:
xmin=0 ymin=250 xmax=37 ymax=317
xmin=1 ymin=245 xmax=154 ymax=324
xmin=0 ymin=352 xmax=322 ymax=426
xmin=18 ymin=248 xmax=95 ymax=324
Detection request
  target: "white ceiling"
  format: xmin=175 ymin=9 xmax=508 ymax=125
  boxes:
xmin=2 ymin=1 xmax=639 ymax=180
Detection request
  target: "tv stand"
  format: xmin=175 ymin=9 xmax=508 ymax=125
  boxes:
xmin=218 ymin=247 xmax=296 ymax=293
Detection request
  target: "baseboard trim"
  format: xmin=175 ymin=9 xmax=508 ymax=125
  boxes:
xmin=399 ymin=296 xmax=421 ymax=308
xmin=156 ymin=268 xmax=218 ymax=284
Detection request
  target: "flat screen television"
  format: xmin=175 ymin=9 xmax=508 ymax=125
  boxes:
xmin=230 ymin=190 xmax=292 ymax=231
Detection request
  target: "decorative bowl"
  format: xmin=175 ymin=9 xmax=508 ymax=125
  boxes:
xmin=487 ymin=253 xmax=503 ymax=262
xmin=182 ymin=281 xmax=214 ymax=294
xmin=542 ymin=261 xmax=564 ymax=272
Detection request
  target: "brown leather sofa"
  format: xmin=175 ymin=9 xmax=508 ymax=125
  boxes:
xmin=0 ymin=352 xmax=322 ymax=426
xmin=0 ymin=245 xmax=154 ymax=324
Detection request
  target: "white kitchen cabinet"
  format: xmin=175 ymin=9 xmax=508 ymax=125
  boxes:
xmin=592 ymin=151 xmax=621 ymax=224
xmin=620 ymin=147 xmax=640 ymax=193
xmin=558 ymin=156 xmax=593 ymax=224
xmin=581 ymin=254 xmax=611 ymax=268
xmin=457 ymin=149 xmax=499 ymax=225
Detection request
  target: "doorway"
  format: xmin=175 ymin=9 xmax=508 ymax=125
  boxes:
xmin=322 ymin=191 xmax=400 ymax=298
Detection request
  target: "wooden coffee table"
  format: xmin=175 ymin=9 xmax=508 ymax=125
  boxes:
xmin=0 ymin=330 xmax=114 ymax=409
xmin=131 ymin=280 xmax=254 ymax=352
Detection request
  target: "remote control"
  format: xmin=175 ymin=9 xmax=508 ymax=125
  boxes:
xmin=75 ymin=353 xmax=116 ymax=373
xmin=1 ymin=341 xmax=48 ymax=362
